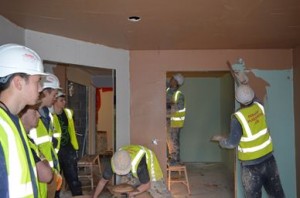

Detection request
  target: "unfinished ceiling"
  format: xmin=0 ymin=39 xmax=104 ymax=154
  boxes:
xmin=1 ymin=0 xmax=300 ymax=50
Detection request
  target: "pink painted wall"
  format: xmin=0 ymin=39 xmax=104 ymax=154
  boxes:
xmin=129 ymin=49 xmax=292 ymax=175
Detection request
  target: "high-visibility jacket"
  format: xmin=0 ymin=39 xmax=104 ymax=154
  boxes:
xmin=29 ymin=112 xmax=60 ymax=172
xmin=0 ymin=108 xmax=39 ymax=198
xmin=166 ymin=88 xmax=186 ymax=128
xmin=52 ymin=108 xmax=79 ymax=153
xmin=28 ymin=138 xmax=47 ymax=198
xmin=234 ymin=102 xmax=273 ymax=161
xmin=112 ymin=145 xmax=164 ymax=181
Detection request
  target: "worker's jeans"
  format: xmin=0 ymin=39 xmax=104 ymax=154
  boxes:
xmin=241 ymin=155 xmax=285 ymax=198
xmin=58 ymin=146 xmax=82 ymax=196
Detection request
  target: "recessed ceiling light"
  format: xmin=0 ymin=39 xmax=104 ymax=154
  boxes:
xmin=128 ymin=16 xmax=141 ymax=22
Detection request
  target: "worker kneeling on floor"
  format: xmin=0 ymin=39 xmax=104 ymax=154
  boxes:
xmin=92 ymin=144 xmax=172 ymax=198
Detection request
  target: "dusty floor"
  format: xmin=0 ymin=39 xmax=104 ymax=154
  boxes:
xmin=171 ymin=163 xmax=234 ymax=198
xmin=60 ymin=162 xmax=234 ymax=198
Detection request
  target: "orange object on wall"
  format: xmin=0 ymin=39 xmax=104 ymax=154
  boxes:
xmin=96 ymin=88 xmax=113 ymax=121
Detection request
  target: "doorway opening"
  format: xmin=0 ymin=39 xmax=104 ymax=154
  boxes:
xmin=166 ymin=71 xmax=235 ymax=197
xmin=44 ymin=61 xmax=116 ymax=157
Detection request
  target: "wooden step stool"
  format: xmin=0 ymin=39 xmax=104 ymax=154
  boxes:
xmin=77 ymin=154 xmax=102 ymax=190
xmin=167 ymin=165 xmax=191 ymax=195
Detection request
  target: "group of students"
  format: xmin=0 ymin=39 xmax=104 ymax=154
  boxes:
xmin=0 ymin=42 xmax=286 ymax=198
xmin=0 ymin=43 xmax=82 ymax=197
xmin=0 ymin=43 xmax=171 ymax=198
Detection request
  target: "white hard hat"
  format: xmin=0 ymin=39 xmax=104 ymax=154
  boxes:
xmin=0 ymin=43 xmax=46 ymax=77
xmin=41 ymin=73 xmax=62 ymax=90
xmin=173 ymin=73 xmax=184 ymax=86
xmin=56 ymin=90 xmax=66 ymax=98
xmin=111 ymin=150 xmax=131 ymax=175
xmin=235 ymin=85 xmax=254 ymax=105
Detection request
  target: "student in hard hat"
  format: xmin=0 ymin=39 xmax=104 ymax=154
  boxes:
xmin=52 ymin=90 xmax=83 ymax=196
xmin=29 ymin=73 xmax=63 ymax=198
xmin=0 ymin=43 xmax=47 ymax=197
xmin=93 ymin=145 xmax=172 ymax=198
xmin=212 ymin=84 xmax=285 ymax=197
xmin=166 ymin=73 xmax=186 ymax=165
xmin=19 ymin=103 xmax=54 ymax=198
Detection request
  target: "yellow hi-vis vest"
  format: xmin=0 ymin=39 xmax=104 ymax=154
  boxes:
xmin=29 ymin=114 xmax=60 ymax=172
xmin=28 ymin=138 xmax=47 ymax=198
xmin=0 ymin=108 xmax=39 ymax=198
xmin=112 ymin=145 xmax=164 ymax=181
xmin=64 ymin=108 xmax=79 ymax=150
xmin=234 ymin=102 xmax=273 ymax=161
xmin=166 ymin=88 xmax=186 ymax=128
xmin=52 ymin=108 xmax=79 ymax=152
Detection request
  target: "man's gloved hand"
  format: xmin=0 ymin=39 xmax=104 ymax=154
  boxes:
xmin=55 ymin=172 xmax=63 ymax=191
xmin=234 ymin=71 xmax=249 ymax=85
xmin=47 ymin=171 xmax=62 ymax=197
xmin=231 ymin=58 xmax=250 ymax=85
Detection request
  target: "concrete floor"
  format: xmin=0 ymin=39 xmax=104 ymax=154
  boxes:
xmin=171 ymin=163 xmax=234 ymax=198
xmin=61 ymin=162 xmax=234 ymax=198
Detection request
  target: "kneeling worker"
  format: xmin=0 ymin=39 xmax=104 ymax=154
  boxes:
xmin=93 ymin=145 xmax=172 ymax=198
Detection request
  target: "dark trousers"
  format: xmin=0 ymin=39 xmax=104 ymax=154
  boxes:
xmin=241 ymin=155 xmax=285 ymax=198
xmin=58 ymin=147 xmax=82 ymax=196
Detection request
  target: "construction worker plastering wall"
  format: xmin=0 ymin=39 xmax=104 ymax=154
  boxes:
xmin=166 ymin=73 xmax=186 ymax=166
xmin=211 ymin=59 xmax=285 ymax=197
